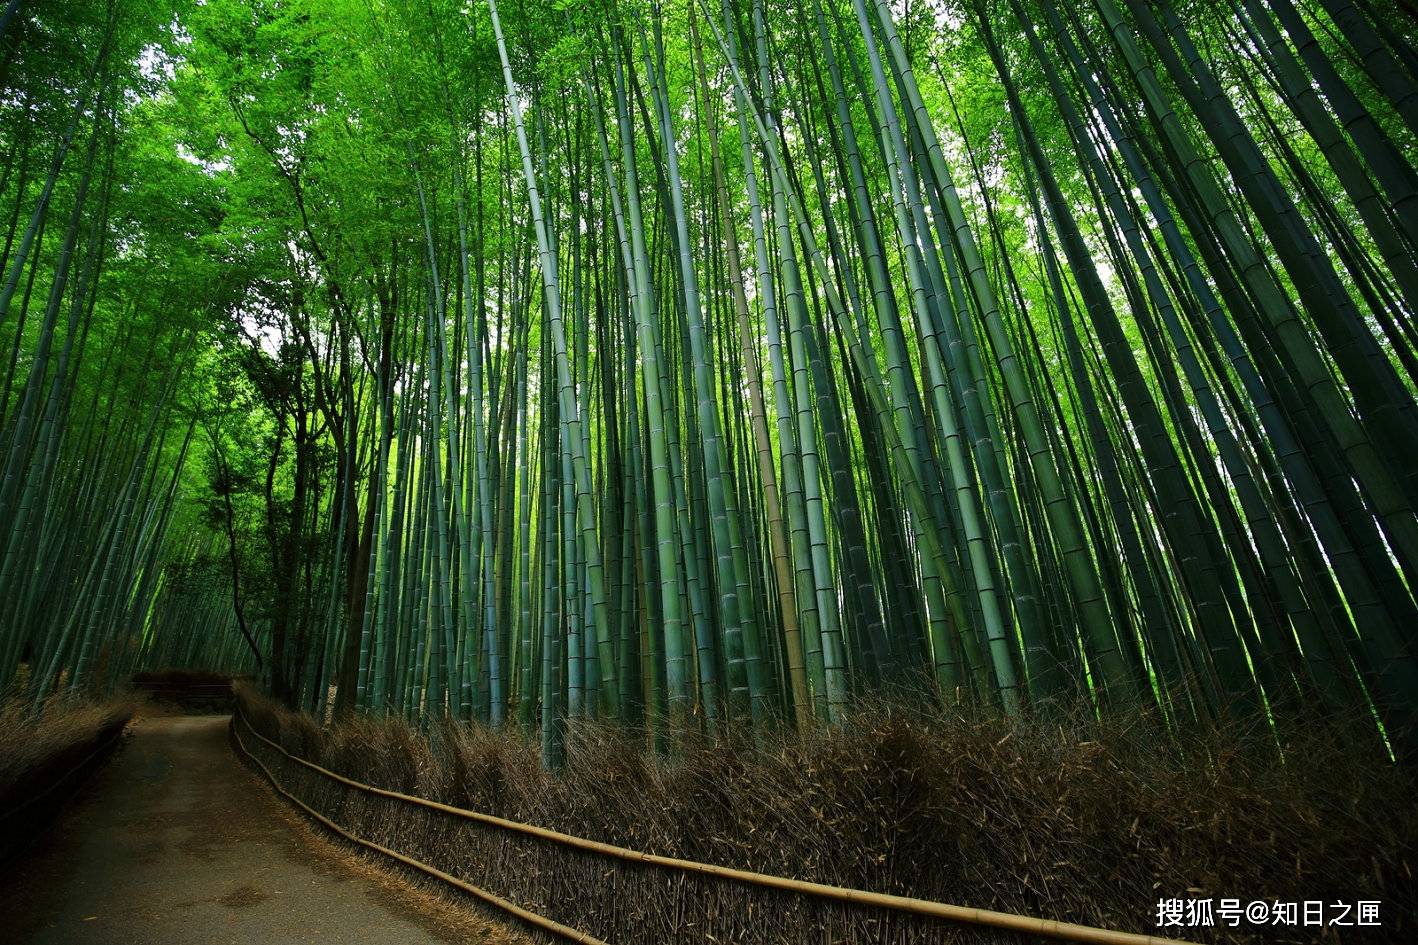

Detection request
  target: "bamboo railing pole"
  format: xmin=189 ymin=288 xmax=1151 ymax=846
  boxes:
xmin=234 ymin=706 xmax=1200 ymax=945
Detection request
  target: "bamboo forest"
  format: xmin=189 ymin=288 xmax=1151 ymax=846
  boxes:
xmin=6 ymin=0 xmax=1418 ymax=753
xmin=4 ymin=0 xmax=1418 ymax=939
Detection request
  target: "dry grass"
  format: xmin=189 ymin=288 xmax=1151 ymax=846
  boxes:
xmin=0 ymin=689 xmax=135 ymax=863
xmin=235 ymin=682 xmax=1416 ymax=944
xmin=131 ymin=667 xmax=246 ymax=688
xmin=0 ymin=691 xmax=135 ymax=800
xmin=131 ymin=667 xmax=244 ymax=711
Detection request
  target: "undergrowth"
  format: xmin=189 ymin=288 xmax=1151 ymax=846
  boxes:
xmin=131 ymin=667 xmax=242 ymax=688
xmin=0 ymin=691 xmax=135 ymax=864
xmin=234 ymin=682 xmax=1415 ymax=943
xmin=0 ymin=691 xmax=135 ymax=801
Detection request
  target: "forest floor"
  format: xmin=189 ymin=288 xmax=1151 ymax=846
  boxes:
xmin=0 ymin=709 xmax=527 ymax=944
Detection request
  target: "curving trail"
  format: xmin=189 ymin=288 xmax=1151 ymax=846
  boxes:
xmin=0 ymin=713 xmax=521 ymax=945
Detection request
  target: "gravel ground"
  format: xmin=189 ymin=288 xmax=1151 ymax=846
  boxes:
xmin=0 ymin=712 xmax=530 ymax=945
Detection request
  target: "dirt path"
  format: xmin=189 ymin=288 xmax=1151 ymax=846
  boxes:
xmin=0 ymin=713 xmax=523 ymax=945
